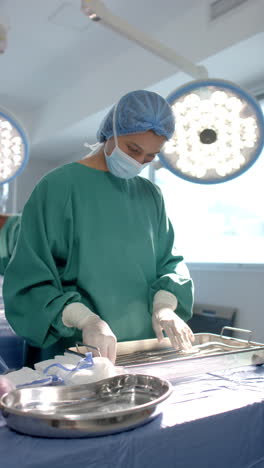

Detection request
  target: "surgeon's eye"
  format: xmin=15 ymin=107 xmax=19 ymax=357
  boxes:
xmin=127 ymin=146 xmax=141 ymax=154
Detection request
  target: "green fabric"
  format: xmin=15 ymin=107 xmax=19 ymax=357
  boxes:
xmin=3 ymin=163 xmax=194 ymax=364
xmin=0 ymin=215 xmax=21 ymax=275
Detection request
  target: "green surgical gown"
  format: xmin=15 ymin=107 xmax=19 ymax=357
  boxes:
xmin=3 ymin=163 xmax=194 ymax=365
xmin=0 ymin=215 xmax=21 ymax=275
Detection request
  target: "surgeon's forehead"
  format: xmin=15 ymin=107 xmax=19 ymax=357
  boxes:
xmin=122 ymin=132 xmax=166 ymax=151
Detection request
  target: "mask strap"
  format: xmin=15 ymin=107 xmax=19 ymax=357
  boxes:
xmin=112 ymin=101 xmax=119 ymax=147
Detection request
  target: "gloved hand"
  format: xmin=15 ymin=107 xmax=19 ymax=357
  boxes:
xmin=152 ymin=307 xmax=194 ymax=351
xmin=152 ymin=290 xmax=194 ymax=351
xmin=62 ymin=302 xmax=117 ymax=363
xmin=81 ymin=314 xmax=117 ymax=363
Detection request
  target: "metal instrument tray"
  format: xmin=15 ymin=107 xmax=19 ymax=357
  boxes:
xmin=70 ymin=327 xmax=264 ymax=382
xmin=115 ymin=327 xmax=264 ymax=381
xmin=0 ymin=374 xmax=172 ymax=438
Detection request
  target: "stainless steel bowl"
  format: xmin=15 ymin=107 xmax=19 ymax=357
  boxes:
xmin=0 ymin=374 xmax=172 ymax=438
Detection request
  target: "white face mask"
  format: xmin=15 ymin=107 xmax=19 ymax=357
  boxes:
xmin=104 ymin=103 xmax=149 ymax=179
xmin=104 ymin=146 xmax=148 ymax=179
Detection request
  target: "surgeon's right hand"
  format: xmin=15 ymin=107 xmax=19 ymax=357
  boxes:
xmin=81 ymin=315 xmax=117 ymax=363
xmin=62 ymin=302 xmax=117 ymax=363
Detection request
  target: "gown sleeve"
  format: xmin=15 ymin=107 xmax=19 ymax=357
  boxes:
xmin=150 ymin=186 xmax=194 ymax=323
xmin=3 ymin=173 xmax=81 ymax=348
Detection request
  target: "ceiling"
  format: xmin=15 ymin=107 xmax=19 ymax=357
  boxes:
xmin=0 ymin=0 xmax=264 ymax=163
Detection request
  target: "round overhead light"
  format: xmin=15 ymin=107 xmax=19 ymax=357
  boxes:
xmin=0 ymin=111 xmax=29 ymax=185
xmin=159 ymin=79 xmax=264 ymax=184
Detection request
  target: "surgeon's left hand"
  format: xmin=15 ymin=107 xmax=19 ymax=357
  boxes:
xmin=152 ymin=308 xmax=194 ymax=351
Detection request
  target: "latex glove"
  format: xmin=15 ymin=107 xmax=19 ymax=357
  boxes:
xmin=62 ymin=303 xmax=117 ymax=363
xmin=81 ymin=315 xmax=117 ymax=363
xmin=152 ymin=308 xmax=194 ymax=351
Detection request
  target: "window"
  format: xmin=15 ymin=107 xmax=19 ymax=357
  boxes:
xmin=144 ymin=100 xmax=264 ymax=264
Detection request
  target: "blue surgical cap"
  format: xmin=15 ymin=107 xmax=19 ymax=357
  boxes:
xmin=97 ymin=89 xmax=175 ymax=142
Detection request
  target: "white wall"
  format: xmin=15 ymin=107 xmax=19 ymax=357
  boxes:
xmin=189 ymin=267 xmax=264 ymax=344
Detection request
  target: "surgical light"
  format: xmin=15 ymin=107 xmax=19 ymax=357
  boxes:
xmin=0 ymin=110 xmax=29 ymax=184
xmin=159 ymin=79 xmax=264 ymax=184
xmin=81 ymin=1 xmax=264 ymax=183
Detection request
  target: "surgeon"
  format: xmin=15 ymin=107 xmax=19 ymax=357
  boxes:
xmin=3 ymin=89 xmax=194 ymax=367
